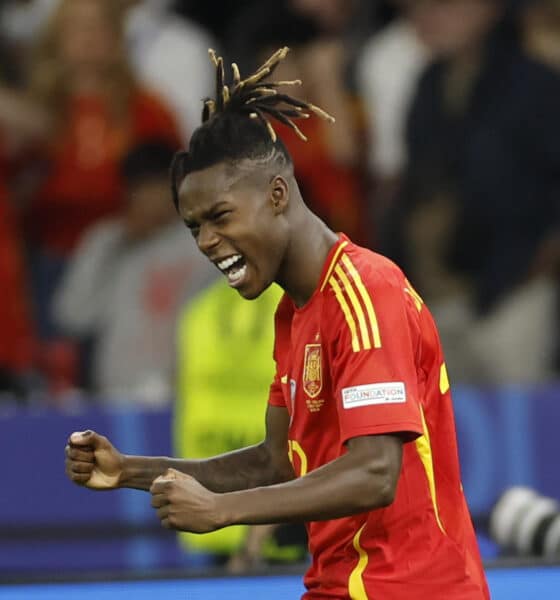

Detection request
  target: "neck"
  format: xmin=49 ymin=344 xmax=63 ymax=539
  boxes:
xmin=276 ymin=206 xmax=338 ymax=308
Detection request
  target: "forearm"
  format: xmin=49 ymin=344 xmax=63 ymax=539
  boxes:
xmin=219 ymin=448 xmax=396 ymax=526
xmin=120 ymin=443 xmax=293 ymax=492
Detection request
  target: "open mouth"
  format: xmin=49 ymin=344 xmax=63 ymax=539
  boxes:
xmin=216 ymin=254 xmax=248 ymax=287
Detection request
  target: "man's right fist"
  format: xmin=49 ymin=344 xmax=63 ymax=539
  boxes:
xmin=65 ymin=430 xmax=124 ymax=490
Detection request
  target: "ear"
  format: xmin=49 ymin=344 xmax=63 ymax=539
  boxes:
xmin=269 ymin=176 xmax=289 ymax=215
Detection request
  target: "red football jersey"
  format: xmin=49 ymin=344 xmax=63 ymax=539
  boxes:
xmin=269 ymin=235 xmax=489 ymax=599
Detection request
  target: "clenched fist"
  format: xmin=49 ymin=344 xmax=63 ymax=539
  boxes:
xmin=150 ymin=468 xmax=227 ymax=534
xmin=65 ymin=430 xmax=124 ymax=490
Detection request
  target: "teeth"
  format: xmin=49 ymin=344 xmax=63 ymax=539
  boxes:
xmin=217 ymin=254 xmax=242 ymax=271
xmin=227 ymin=264 xmax=247 ymax=287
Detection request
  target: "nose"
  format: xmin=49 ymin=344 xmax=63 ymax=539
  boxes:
xmin=197 ymin=222 xmax=220 ymax=255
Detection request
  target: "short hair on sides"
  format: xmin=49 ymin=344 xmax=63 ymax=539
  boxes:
xmin=170 ymin=47 xmax=335 ymax=210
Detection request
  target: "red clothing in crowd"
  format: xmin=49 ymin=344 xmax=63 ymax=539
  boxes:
xmin=28 ymin=90 xmax=181 ymax=255
xmin=277 ymin=119 xmax=371 ymax=248
xmin=269 ymin=234 xmax=489 ymax=599
xmin=0 ymin=170 xmax=35 ymax=372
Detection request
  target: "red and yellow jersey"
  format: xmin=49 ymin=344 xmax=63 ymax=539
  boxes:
xmin=269 ymin=234 xmax=489 ymax=599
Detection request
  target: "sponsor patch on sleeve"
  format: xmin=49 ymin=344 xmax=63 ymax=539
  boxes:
xmin=342 ymin=382 xmax=406 ymax=409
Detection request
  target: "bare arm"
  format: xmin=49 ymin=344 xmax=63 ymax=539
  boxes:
xmin=150 ymin=434 xmax=403 ymax=533
xmin=65 ymin=405 xmax=294 ymax=493
xmin=221 ymin=435 xmax=402 ymax=523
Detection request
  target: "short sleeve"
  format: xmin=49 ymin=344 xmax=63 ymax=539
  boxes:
xmin=329 ymin=265 xmax=423 ymax=444
xmin=268 ymin=371 xmax=286 ymax=408
xmin=267 ymin=294 xmax=292 ymax=408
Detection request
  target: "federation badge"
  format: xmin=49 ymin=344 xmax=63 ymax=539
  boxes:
xmin=303 ymin=344 xmax=322 ymax=398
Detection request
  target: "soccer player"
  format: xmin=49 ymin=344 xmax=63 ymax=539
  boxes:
xmin=65 ymin=48 xmax=489 ymax=599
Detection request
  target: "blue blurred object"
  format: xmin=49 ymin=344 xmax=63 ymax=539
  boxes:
xmin=1 ymin=568 xmax=560 ymax=600
xmin=1 ymin=385 xmax=559 ymax=575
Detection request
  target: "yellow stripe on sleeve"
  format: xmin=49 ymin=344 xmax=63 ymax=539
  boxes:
xmin=348 ymin=523 xmax=369 ymax=600
xmin=440 ymin=363 xmax=450 ymax=395
xmin=404 ymin=278 xmax=424 ymax=312
xmin=320 ymin=241 xmax=349 ymax=292
xmin=415 ymin=405 xmax=446 ymax=534
xmin=329 ymin=276 xmax=360 ymax=352
xmin=334 ymin=265 xmax=371 ymax=350
xmin=341 ymin=255 xmax=381 ymax=348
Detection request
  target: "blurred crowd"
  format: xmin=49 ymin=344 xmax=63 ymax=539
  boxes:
xmin=1 ymin=0 xmax=559 ymax=408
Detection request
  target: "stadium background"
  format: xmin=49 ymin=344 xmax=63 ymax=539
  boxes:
xmin=1 ymin=0 xmax=559 ymax=598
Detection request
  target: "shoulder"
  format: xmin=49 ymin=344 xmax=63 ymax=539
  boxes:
xmin=322 ymin=243 xmax=413 ymax=347
xmin=131 ymin=88 xmax=170 ymax=112
xmin=510 ymin=52 xmax=560 ymax=88
xmin=130 ymin=88 xmax=181 ymax=141
xmin=514 ymin=55 xmax=560 ymax=116
xmin=131 ymin=84 xmax=176 ymax=127
xmin=326 ymin=242 xmax=407 ymax=298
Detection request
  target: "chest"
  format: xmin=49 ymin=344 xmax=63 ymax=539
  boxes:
xmin=278 ymin=310 xmax=338 ymax=434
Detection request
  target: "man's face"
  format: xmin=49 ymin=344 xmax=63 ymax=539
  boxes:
xmin=178 ymin=162 xmax=289 ymax=300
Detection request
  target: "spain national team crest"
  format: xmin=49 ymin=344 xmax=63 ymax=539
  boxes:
xmin=303 ymin=344 xmax=322 ymax=398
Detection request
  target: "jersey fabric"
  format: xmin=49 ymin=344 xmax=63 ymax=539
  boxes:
xmin=268 ymin=234 xmax=489 ymax=599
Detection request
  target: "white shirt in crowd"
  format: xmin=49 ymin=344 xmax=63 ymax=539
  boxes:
xmin=126 ymin=0 xmax=215 ymax=141
xmin=357 ymin=19 xmax=430 ymax=178
xmin=53 ymin=220 xmax=216 ymax=406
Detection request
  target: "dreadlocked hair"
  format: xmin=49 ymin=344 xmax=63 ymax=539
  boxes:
xmin=171 ymin=46 xmax=335 ymax=209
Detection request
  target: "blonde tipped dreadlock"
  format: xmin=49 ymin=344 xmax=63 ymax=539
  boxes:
xmin=171 ymin=47 xmax=335 ymax=210
xmin=203 ymin=47 xmax=335 ymax=143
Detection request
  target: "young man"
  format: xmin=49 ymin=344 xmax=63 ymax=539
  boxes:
xmin=65 ymin=48 xmax=489 ymax=599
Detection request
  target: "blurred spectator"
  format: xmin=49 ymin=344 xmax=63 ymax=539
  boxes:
xmin=0 ymin=0 xmax=58 ymax=78
xmin=289 ymin=0 xmax=375 ymax=66
xmin=53 ymin=140 xmax=215 ymax=406
xmin=0 ymin=18 xmax=35 ymax=403
xmin=382 ymin=0 xmax=560 ymax=384
xmin=1 ymin=0 xmax=214 ymax=141
xmin=226 ymin=1 xmax=373 ymax=246
xmin=521 ymin=0 xmax=560 ymax=69
xmin=121 ymin=0 xmax=215 ymax=142
xmin=357 ymin=0 xmax=433 ymax=209
xmin=0 ymin=0 xmax=181 ymax=339
xmin=171 ymin=0 xmax=256 ymax=45
xmin=174 ymin=280 xmax=306 ymax=567
xmin=0 ymin=168 xmax=36 ymax=401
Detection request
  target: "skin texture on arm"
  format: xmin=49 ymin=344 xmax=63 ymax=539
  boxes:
xmin=65 ymin=405 xmax=294 ymax=493
xmin=149 ymin=434 xmax=403 ymax=533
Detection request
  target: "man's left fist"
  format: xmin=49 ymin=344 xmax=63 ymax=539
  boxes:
xmin=150 ymin=468 xmax=226 ymax=533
